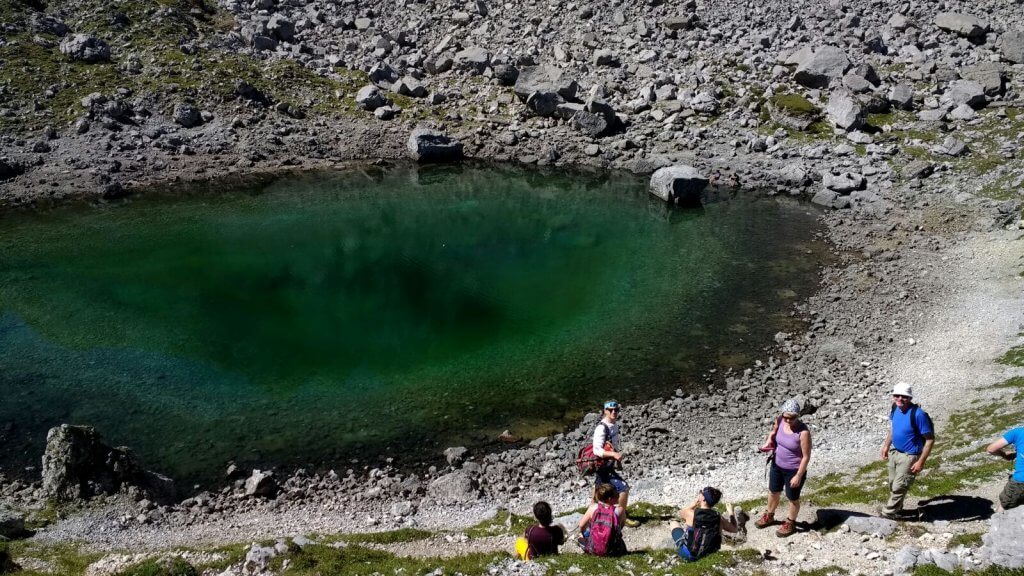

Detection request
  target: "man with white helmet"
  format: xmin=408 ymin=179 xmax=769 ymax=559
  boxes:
xmin=879 ymin=382 xmax=935 ymax=519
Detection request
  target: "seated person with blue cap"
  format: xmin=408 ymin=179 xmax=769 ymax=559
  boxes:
xmin=669 ymin=487 xmax=738 ymax=562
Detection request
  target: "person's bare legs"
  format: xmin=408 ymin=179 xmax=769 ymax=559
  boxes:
xmin=766 ymin=491 xmax=781 ymax=516
xmin=787 ymin=499 xmax=800 ymax=522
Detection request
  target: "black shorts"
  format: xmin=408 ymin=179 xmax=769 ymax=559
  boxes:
xmin=769 ymin=462 xmax=805 ymax=501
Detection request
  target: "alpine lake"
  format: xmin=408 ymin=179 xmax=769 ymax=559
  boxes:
xmin=0 ymin=164 xmax=831 ymax=487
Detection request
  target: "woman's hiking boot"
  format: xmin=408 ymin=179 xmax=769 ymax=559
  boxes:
xmin=754 ymin=513 xmax=776 ymax=529
xmin=776 ymin=518 xmax=796 ymax=537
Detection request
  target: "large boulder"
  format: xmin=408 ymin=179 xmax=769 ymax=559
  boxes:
xmin=998 ymin=30 xmax=1024 ymax=63
xmin=406 ymin=128 xmax=464 ymax=162
xmin=427 ymin=471 xmax=479 ymax=503
xmin=649 ymin=166 xmax=709 ymax=206
xmin=0 ymin=507 xmax=27 ymax=539
xmin=453 ymin=47 xmax=490 ymax=74
xmin=793 ymin=46 xmax=851 ymax=89
xmin=172 ymin=103 xmax=203 ymax=128
xmin=59 ymin=34 xmax=111 ymax=63
xmin=960 ymin=63 xmax=1004 ymax=96
xmin=267 ymin=14 xmax=295 ymax=42
xmin=844 ymin=516 xmax=897 ymax=536
xmin=243 ymin=470 xmax=278 ymax=498
xmin=941 ymin=80 xmax=986 ymax=109
xmin=825 ymin=91 xmax=866 ymax=131
xmin=980 ymin=505 xmax=1024 ymax=568
xmin=355 ymin=85 xmax=387 ymax=111
xmin=41 ymin=425 xmax=175 ymax=503
xmin=934 ymin=12 xmax=987 ymax=39
xmin=513 ymin=65 xmax=579 ymax=115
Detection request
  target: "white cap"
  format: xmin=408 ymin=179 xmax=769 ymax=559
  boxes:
xmin=891 ymin=382 xmax=913 ymax=398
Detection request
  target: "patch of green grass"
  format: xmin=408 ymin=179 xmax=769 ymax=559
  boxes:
xmin=113 ymin=557 xmax=198 ymax=576
xmin=5 ymin=541 xmax=103 ymax=576
xmin=947 ymin=532 xmax=983 ymax=549
xmin=912 ymin=565 xmax=1024 ymax=576
xmin=538 ymin=548 xmax=761 ymax=576
xmin=798 ymin=566 xmax=849 ymax=576
xmin=273 ymin=543 xmax=502 ymax=576
xmin=629 ymin=501 xmax=678 ymax=522
xmin=465 ymin=509 xmax=533 ymax=538
xmin=998 ymin=345 xmax=1024 ymax=367
xmin=341 ymin=528 xmax=434 ymax=545
xmin=769 ymin=93 xmax=818 ymax=116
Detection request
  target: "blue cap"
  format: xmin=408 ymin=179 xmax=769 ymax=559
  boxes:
xmin=603 ymin=400 xmax=620 ymax=410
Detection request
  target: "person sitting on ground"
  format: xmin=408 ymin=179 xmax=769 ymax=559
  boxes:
xmin=578 ymin=483 xmax=627 ymax=557
xmin=516 ymin=501 xmax=565 ymax=560
xmin=669 ymin=486 xmax=738 ymax=562
xmin=755 ymin=398 xmax=812 ymax=537
xmin=879 ymin=382 xmax=935 ymax=519
xmin=592 ymin=399 xmax=640 ymax=527
xmin=986 ymin=426 xmax=1024 ymax=511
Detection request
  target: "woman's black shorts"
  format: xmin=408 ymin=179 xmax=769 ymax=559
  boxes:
xmin=769 ymin=462 xmax=805 ymax=501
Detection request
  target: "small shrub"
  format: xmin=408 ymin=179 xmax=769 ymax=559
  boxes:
xmin=114 ymin=557 xmax=198 ymax=576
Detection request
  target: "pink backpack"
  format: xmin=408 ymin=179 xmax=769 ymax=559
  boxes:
xmin=584 ymin=502 xmax=622 ymax=556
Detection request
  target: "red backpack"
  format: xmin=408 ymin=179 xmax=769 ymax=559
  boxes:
xmin=575 ymin=424 xmax=613 ymax=475
xmin=584 ymin=502 xmax=623 ymax=556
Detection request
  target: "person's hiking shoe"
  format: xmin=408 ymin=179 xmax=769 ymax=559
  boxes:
xmin=776 ymin=518 xmax=796 ymax=538
xmin=877 ymin=508 xmax=900 ymax=520
xmin=624 ymin=518 xmax=641 ymax=528
xmin=754 ymin=513 xmax=776 ymax=529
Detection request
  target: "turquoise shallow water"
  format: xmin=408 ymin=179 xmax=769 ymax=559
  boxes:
xmin=0 ymin=165 xmax=827 ymax=486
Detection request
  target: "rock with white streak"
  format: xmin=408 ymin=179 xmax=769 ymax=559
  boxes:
xmin=649 ymin=165 xmax=709 ymax=206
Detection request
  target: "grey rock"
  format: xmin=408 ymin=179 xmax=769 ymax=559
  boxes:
xmin=572 ymin=108 xmax=611 ymax=137
xmin=997 ymin=30 xmax=1024 ymax=63
xmin=826 ymin=91 xmax=866 ymax=131
xmin=41 ymin=424 xmax=175 ymax=503
xmin=31 ymin=14 xmax=69 ymax=37
xmin=980 ymin=505 xmax=1024 ymax=568
xmin=845 ymin=516 xmax=897 ymax=536
xmin=937 ymin=136 xmax=967 ymax=157
xmin=407 ymin=128 xmax=464 ymax=163
xmin=427 ymin=471 xmax=479 ymax=503
xmin=894 ymin=545 xmax=920 ymax=573
xmin=934 ymin=12 xmax=987 ymax=39
xmin=961 ymin=63 xmax=1004 ymax=96
xmin=390 ymin=501 xmax=416 ymax=517
xmin=824 ymin=172 xmax=865 ymax=193
xmin=793 ymin=46 xmax=851 ymax=89
xmin=0 ymin=507 xmax=27 ymax=539
xmin=454 ymin=47 xmax=490 ymax=73
xmin=243 ymin=544 xmax=277 ymax=575
xmin=889 ymin=84 xmax=915 ymax=110
xmin=949 ymin=103 xmax=977 ymax=121
xmin=235 ymin=81 xmax=270 ymax=105
xmin=172 ymin=103 xmax=203 ymax=128
xmin=903 ymin=160 xmax=933 ymax=180
xmin=393 ymin=76 xmax=428 ymax=98
xmin=842 ymin=73 xmax=873 ymax=93
xmin=690 ymin=92 xmax=718 ymax=114
xmin=267 ymin=14 xmax=295 ymax=42
xmin=251 ymin=35 xmax=278 ymax=51
xmin=663 ymin=15 xmax=697 ymax=31
xmin=243 ymin=469 xmax=278 ymax=498
xmin=492 ymin=64 xmax=519 ymax=86
xmin=593 ymin=49 xmax=619 ymax=67
xmin=811 ymin=188 xmax=839 ymax=208
xmin=444 ymin=446 xmax=468 ymax=466
xmin=649 ymin=165 xmax=708 ymax=205
xmin=59 ymin=34 xmax=111 ymax=63
xmin=514 ymin=66 xmax=578 ymax=102
xmin=355 ymin=85 xmax=387 ymax=111
xmin=368 ymin=62 xmax=399 ymax=86
xmin=942 ymin=80 xmax=986 ymax=109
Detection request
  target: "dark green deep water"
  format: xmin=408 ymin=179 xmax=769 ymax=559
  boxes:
xmin=0 ymin=165 xmax=827 ymax=486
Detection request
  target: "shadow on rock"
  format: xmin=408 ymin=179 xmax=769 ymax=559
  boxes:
xmin=813 ymin=508 xmax=872 ymax=530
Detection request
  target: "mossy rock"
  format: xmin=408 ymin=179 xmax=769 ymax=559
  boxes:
xmin=766 ymin=93 xmax=820 ymax=131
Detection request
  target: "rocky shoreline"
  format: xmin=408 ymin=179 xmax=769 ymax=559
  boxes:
xmin=2 ymin=0 xmax=1024 ymax=573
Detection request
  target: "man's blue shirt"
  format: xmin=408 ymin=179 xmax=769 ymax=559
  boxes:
xmin=1003 ymin=427 xmax=1024 ymax=482
xmin=890 ymin=404 xmax=933 ymax=454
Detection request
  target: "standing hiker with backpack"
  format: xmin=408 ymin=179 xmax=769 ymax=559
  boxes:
xmin=590 ymin=400 xmax=640 ymax=527
xmin=754 ymin=398 xmax=812 ymax=537
xmin=577 ymin=483 xmax=627 ymax=557
xmin=669 ymin=486 xmax=738 ymax=562
xmin=879 ymin=382 xmax=935 ymax=519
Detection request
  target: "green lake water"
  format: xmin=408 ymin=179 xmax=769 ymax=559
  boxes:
xmin=0 ymin=165 xmax=827 ymax=486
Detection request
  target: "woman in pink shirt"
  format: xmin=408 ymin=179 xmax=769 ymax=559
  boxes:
xmin=755 ymin=399 xmax=812 ymax=537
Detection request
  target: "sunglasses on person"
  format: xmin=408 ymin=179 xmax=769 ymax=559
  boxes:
xmin=892 ymin=394 xmax=911 ymax=400
xmin=606 ymin=407 xmax=620 ymax=413
xmin=782 ymin=414 xmax=797 ymax=421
